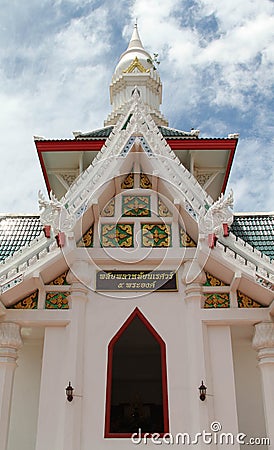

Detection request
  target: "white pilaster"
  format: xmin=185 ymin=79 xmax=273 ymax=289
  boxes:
xmin=253 ymin=321 xmax=274 ymax=449
xmin=62 ymin=260 xmax=91 ymax=450
xmin=182 ymin=261 xmax=210 ymax=447
xmin=0 ymin=322 xmax=22 ymax=450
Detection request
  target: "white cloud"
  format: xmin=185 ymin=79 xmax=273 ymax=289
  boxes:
xmin=0 ymin=0 xmax=273 ymax=213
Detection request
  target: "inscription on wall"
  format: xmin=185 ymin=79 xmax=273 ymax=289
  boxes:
xmin=96 ymin=270 xmax=178 ymax=292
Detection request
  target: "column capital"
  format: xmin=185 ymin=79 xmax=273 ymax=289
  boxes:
xmin=253 ymin=322 xmax=274 ymax=351
xmin=67 ymin=260 xmax=93 ymax=291
xmin=0 ymin=322 xmax=22 ymax=350
xmin=182 ymin=260 xmax=206 ymax=286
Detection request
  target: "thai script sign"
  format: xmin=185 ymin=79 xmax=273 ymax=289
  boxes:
xmin=96 ymin=270 xmax=177 ymax=292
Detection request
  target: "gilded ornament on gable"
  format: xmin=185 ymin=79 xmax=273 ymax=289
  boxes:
xmin=121 ymin=172 xmax=134 ymax=189
xmin=45 ymin=292 xmax=70 ymax=309
xmin=101 ymin=198 xmax=115 ymax=217
xmin=77 ymin=225 xmax=93 ymax=248
xmin=204 ymin=272 xmax=227 ymax=287
xmin=140 ymin=172 xmax=152 ymax=189
xmin=49 ymin=270 xmax=70 ymax=285
xmin=122 ymin=196 xmax=151 ymax=217
xmin=179 ymin=226 xmax=196 ymax=247
xmin=101 ymin=224 xmax=134 ymax=247
xmin=142 ymin=224 xmax=171 ymax=247
xmin=158 ymin=197 xmax=172 ymax=217
xmin=204 ymin=293 xmax=230 ymax=308
xmin=8 ymin=290 xmax=38 ymax=309
xmin=123 ymin=56 xmax=148 ymax=73
xmin=237 ymin=290 xmax=264 ymax=308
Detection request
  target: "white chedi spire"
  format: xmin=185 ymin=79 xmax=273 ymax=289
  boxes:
xmin=104 ymin=24 xmax=168 ymax=127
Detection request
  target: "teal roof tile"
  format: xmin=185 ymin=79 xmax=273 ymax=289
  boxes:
xmin=0 ymin=216 xmax=42 ymax=262
xmin=231 ymin=214 xmax=274 ymax=260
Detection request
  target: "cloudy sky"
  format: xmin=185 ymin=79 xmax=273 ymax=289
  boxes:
xmin=0 ymin=0 xmax=273 ymax=213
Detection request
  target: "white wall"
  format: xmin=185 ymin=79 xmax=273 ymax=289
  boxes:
xmin=231 ymin=326 xmax=267 ymax=449
xmin=7 ymin=328 xmax=44 ymax=450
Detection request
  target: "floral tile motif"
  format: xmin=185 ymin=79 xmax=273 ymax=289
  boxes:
xmin=204 ymin=272 xmax=228 ymax=287
xmin=142 ymin=224 xmax=171 ymax=247
xmin=101 ymin=224 xmax=134 ymax=247
xmin=48 ymin=270 xmax=70 ymax=285
xmin=77 ymin=225 xmax=93 ymax=248
xmin=179 ymin=225 xmax=196 ymax=247
xmin=237 ymin=290 xmax=265 ymax=308
xmin=101 ymin=198 xmax=115 ymax=217
xmin=140 ymin=172 xmax=152 ymax=189
xmin=204 ymin=293 xmax=230 ymax=308
xmin=8 ymin=290 xmax=38 ymax=309
xmin=121 ymin=172 xmax=134 ymax=189
xmin=122 ymin=195 xmax=151 ymax=217
xmin=45 ymin=292 xmax=70 ymax=309
xmin=158 ymin=197 xmax=172 ymax=217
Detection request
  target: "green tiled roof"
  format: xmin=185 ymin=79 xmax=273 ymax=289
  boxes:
xmin=0 ymin=215 xmax=42 ymax=262
xmin=158 ymin=126 xmax=197 ymax=138
xmin=231 ymin=214 xmax=274 ymax=260
xmin=0 ymin=214 xmax=273 ymax=263
xmin=75 ymin=126 xmax=197 ymax=139
xmin=74 ymin=126 xmax=113 ymax=139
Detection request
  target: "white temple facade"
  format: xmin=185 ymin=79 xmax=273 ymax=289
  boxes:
xmin=0 ymin=25 xmax=274 ymax=450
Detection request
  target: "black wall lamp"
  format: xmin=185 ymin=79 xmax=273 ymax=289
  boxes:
xmin=65 ymin=381 xmax=74 ymax=402
xmin=199 ymin=381 xmax=207 ymax=401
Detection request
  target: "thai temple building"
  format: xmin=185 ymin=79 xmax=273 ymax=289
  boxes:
xmin=0 ymin=24 xmax=274 ymax=450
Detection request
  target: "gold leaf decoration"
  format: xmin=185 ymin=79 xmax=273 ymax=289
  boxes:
xmin=204 ymin=272 xmax=228 ymax=287
xmin=204 ymin=293 xmax=230 ymax=308
xmin=101 ymin=198 xmax=115 ymax=217
xmin=8 ymin=290 xmax=38 ymax=309
xmin=122 ymin=195 xmax=151 ymax=217
xmin=49 ymin=270 xmax=69 ymax=285
xmin=179 ymin=226 xmax=196 ymax=247
xmin=140 ymin=172 xmax=152 ymax=189
xmin=142 ymin=224 xmax=171 ymax=247
xmin=77 ymin=225 xmax=93 ymax=248
xmin=101 ymin=224 xmax=134 ymax=247
xmin=158 ymin=197 xmax=172 ymax=216
xmin=45 ymin=292 xmax=70 ymax=309
xmin=237 ymin=290 xmax=265 ymax=308
xmin=121 ymin=172 xmax=134 ymax=189
xmin=123 ymin=57 xmax=147 ymax=73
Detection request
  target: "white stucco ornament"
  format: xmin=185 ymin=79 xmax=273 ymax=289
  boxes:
xmin=38 ymin=190 xmax=76 ymax=234
xmin=199 ymin=189 xmax=234 ymax=237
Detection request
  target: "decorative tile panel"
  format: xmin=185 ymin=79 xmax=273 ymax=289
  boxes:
xmin=204 ymin=293 xmax=230 ymax=308
xmin=179 ymin=226 xmax=196 ymax=247
xmin=158 ymin=197 xmax=172 ymax=217
xmin=77 ymin=225 xmax=93 ymax=248
xmin=121 ymin=172 xmax=134 ymax=189
xmin=142 ymin=224 xmax=171 ymax=247
xmin=45 ymin=292 xmax=70 ymax=309
xmin=204 ymin=272 xmax=228 ymax=287
xmin=237 ymin=290 xmax=264 ymax=308
xmin=101 ymin=224 xmax=134 ymax=247
xmin=49 ymin=270 xmax=70 ymax=285
xmin=8 ymin=290 xmax=38 ymax=309
xmin=122 ymin=196 xmax=151 ymax=217
xmin=140 ymin=172 xmax=152 ymax=189
xmin=101 ymin=198 xmax=115 ymax=217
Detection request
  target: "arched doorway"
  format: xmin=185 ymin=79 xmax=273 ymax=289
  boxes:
xmin=105 ymin=308 xmax=169 ymax=437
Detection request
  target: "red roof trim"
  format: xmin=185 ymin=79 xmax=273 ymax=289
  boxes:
xmin=167 ymin=138 xmax=238 ymax=193
xmin=35 ymin=140 xmax=105 ymax=152
xmin=35 ymin=137 xmax=238 ymax=195
xmin=166 ymin=138 xmax=238 ymax=150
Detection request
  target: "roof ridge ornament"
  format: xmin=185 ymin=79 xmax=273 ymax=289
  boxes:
xmin=38 ymin=190 xmax=76 ymax=234
xmin=199 ymin=190 xmax=234 ymax=245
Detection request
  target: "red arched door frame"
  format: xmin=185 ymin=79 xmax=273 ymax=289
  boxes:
xmin=104 ymin=307 xmax=169 ymax=438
